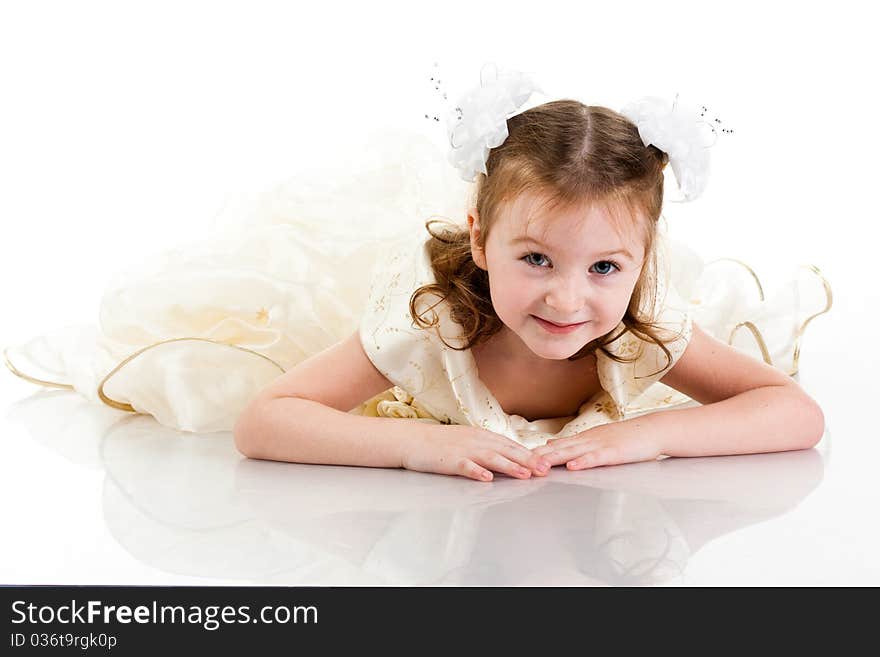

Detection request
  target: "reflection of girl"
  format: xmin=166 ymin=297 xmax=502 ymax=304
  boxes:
xmin=234 ymin=450 xmax=824 ymax=586
xmin=8 ymin=397 xmax=815 ymax=586
xmin=6 ymin=65 xmax=831 ymax=483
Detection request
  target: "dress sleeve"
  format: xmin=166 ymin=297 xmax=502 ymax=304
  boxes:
xmin=357 ymin=232 xmax=458 ymax=423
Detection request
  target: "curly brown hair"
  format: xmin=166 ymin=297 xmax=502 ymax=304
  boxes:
xmin=409 ymin=99 xmax=676 ymax=373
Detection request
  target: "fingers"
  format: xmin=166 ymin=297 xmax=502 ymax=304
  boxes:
xmin=533 ymin=438 xmax=575 ymax=462
xmin=534 ymin=437 xmax=607 ymax=467
xmin=444 ymin=430 xmax=550 ymax=481
xmin=475 ymin=428 xmax=551 ymax=476
xmin=498 ymin=442 xmax=551 ymax=476
xmin=485 ymin=451 xmax=538 ymax=479
xmin=460 ymin=459 xmax=495 ymax=482
xmin=461 ymin=430 xmax=553 ymax=481
xmin=565 ymin=447 xmax=619 ymax=470
xmin=540 ymin=444 xmax=617 ymax=470
xmin=458 ymin=454 xmax=531 ymax=482
xmin=533 ymin=442 xmax=570 ymax=463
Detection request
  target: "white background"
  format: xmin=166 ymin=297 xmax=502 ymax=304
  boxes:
xmin=1 ymin=0 xmax=877 ymax=585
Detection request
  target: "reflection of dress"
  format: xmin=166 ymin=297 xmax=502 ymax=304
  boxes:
xmin=3 ymin=129 xmax=832 ymax=440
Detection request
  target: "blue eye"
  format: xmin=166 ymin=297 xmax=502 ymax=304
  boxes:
xmin=520 ymin=253 xmax=620 ymax=277
xmin=590 ymin=260 xmax=620 ymax=276
xmin=522 ymin=253 xmax=551 ymax=268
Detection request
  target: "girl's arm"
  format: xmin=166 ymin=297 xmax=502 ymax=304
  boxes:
xmin=534 ymin=323 xmax=825 ymax=469
xmin=590 ymin=384 xmax=822 ymax=461
xmin=237 ymin=395 xmax=431 ymax=468
xmin=234 ymin=331 xmax=548 ymax=480
xmin=234 ymin=331 xmax=418 ymax=467
xmin=653 ymin=322 xmax=825 ymax=456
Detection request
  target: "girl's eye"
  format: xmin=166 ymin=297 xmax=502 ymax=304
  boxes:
xmin=590 ymin=260 xmax=620 ymax=276
xmin=522 ymin=253 xmax=551 ymax=268
xmin=522 ymin=253 xmax=620 ymax=276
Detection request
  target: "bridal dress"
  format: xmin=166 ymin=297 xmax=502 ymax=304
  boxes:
xmin=4 ymin=129 xmax=832 ymax=446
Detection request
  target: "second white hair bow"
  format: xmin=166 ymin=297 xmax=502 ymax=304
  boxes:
xmin=620 ymin=95 xmax=720 ymax=202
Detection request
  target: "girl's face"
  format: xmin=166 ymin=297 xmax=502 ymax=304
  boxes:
xmin=468 ymin=192 xmax=646 ymax=363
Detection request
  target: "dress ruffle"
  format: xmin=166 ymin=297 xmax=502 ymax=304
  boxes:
xmin=4 ymin=129 xmax=831 ymax=434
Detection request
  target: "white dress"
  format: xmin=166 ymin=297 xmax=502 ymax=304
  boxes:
xmin=3 ymin=129 xmax=832 ymax=444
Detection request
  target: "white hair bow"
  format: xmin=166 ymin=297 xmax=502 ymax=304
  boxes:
xmin=444 ymin=63 xmax=543 ymax=183
xmin=620 ymin=95 xmax=726 ymax=202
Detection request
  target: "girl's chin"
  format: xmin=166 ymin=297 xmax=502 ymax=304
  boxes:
xmin=526 ymin=340 xmax=589 ymax=361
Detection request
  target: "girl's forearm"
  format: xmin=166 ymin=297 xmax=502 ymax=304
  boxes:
xmin=628 ymin=384 xmax=825 ymax=458
xmin=234 ymin=396 xmax=434 ymax=467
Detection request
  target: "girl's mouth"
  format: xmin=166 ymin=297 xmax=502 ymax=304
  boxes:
xmin=532 ymin=315 xmax=587 ymax=334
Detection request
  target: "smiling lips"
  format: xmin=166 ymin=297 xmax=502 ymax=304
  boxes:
xmin=532 ymin=315 xmax=587 ymax=334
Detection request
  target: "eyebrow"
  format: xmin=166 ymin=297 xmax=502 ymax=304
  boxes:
xmin=509 ymin=236 xmax=636 ymax=261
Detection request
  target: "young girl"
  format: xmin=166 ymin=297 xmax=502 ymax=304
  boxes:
xmin=232 ymin=69 xmax=830 ymax=481
xmin=5 ymin=66 xmax=831 ymax=482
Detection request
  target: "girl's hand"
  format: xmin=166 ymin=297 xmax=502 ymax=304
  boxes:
xmin=532 ymin=423 xmax=662 ymax=470
xmin=402 ymin=424 xmax=552 ymax=482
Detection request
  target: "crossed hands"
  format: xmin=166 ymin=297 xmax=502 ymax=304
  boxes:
xmin=533 ymin=422 xmax=663 ymax=473
xmin=402 ymin=422 xmax=663 ymax=483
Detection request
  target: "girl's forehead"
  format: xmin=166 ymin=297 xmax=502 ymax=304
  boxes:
xmin=498 ymin=192 xmax=644 ymax=249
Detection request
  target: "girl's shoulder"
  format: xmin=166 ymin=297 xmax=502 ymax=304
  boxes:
xmin=359 ymin=230 xmax=436 ymax=329
xmin=356 ymin=229 xmax=473 ymax=424
xmin=357 ymin=230 xmax=451 ymax=373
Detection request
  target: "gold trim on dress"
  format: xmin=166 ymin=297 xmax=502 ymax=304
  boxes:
xmin=791 ymin=264 xmax=833 ymax=375
xmin=723 ymin=264 xmax=833 ymax=376
xmin=97 ymin=337 xmax=286 ymax=413
xmin=3 ymin=347 xmax=74 ymax=390
xmin=705 ymin=257 xmax=766 ymax=302
xmin=728 ymin=321 xmax=773 ymax=366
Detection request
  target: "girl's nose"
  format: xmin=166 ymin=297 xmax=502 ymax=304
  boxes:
xmin=544 ymin=275 xmax=586 ymax=315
